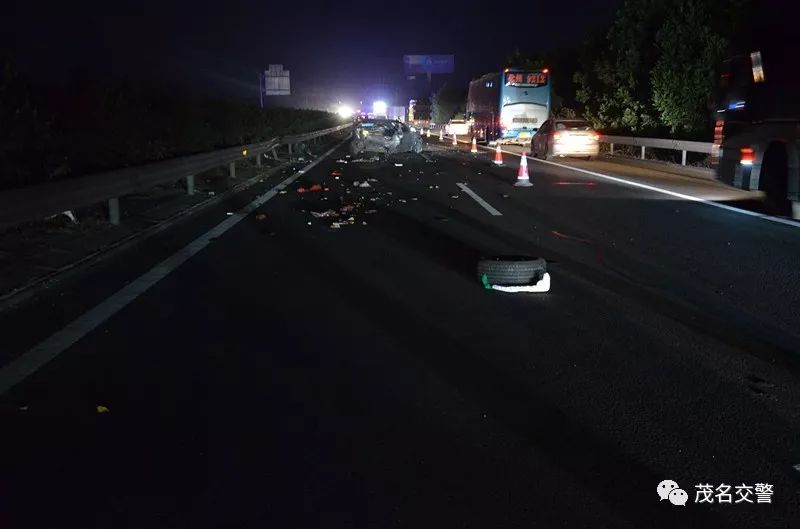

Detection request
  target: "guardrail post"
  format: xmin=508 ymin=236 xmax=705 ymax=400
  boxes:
xmin=641 ymin=146 xmax=646 ymax=160
xmin=272 ymin=147 xmax=278 ymax=160
xmin=256 ymin=153 xmax=262 ymax=167
xmin=610 ymin=143 xmax=614 ymax=156
xmin=681 ymin=150 xmax=687 ymax=166
xmin=186 ymin=175 xmax=195 ymax=196
xmin=108 ymin=198 xmax=120 ymax=225
xmin=229 ymin=162 xmax=236 ymax=178
xmin=288 ymin=144 xmax=293 ymax=158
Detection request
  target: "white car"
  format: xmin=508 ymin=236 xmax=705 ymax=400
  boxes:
xmin=531 ymin=119 xmax=600 ymax=160
xmin=445 ymin=119 xmax=470 ymax=136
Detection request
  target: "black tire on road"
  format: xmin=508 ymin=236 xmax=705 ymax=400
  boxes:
xmin=477 ymin=257 xmax=547 ymax=286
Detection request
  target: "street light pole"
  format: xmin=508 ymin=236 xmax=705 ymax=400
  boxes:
xmin=258 ymin=72 xmax=264 ymax=109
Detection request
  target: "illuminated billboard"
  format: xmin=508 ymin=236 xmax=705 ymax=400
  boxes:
xmin=264 ymin=64 xmax=290 ymax=96
xmin=403 ymin=55 xmax=455 ymax=75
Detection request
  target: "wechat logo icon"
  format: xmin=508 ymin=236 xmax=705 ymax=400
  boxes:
xmin=658 ymin=480 xmax=688 ymax=506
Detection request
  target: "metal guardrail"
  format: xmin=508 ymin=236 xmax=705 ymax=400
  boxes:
xmin=599 ymin=135 xmax=714 ymax=166
xmin=283 ymin=123 xmax=352 ymax=144
xmin=0 ymin=123 xmax=352 ymax=228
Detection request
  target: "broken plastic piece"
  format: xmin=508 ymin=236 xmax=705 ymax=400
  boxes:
xmin=311 ymin=210 xmax=339 ymax=218
xmin=394 ymin=163 xmax=404 ymax=167
xmin=358 ymin=181 xmax=371 ymax=188
xmin=97 ymin=405 xmax=110 ymax=414
xmin=490 ymin=273 xmax=551 ymax=293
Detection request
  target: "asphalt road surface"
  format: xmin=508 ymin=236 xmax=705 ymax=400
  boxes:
xmin=1 ymin=136 xmax=800 ymax=528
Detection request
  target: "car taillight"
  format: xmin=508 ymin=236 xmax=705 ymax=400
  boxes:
xmin=740 ymin=147 xmax=754 ymax=166
xmin=591 ymin=133 xmax=600 ymax=141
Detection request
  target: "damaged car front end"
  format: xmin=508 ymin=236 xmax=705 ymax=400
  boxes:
xmin=350 ymin=119 xmax=423 ymax=156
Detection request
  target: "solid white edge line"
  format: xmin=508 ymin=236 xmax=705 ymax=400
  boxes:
xmin=462 ymin=140 xmax=800 ymax=229
xmin=0 ymin=138 xmax=348 ymax=396
xmin=456 ymin=182 xmax=503 ymax=216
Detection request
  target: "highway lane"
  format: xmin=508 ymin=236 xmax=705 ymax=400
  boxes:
xmin=1 ymin=137 xmax=799 ymax=528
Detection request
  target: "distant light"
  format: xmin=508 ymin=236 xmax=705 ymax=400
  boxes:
xmin=242 ymin=149 xmax=248 ymax=156
xmin=542 ymin=68 xmax=549 ymax=74
xmin=373 ymin=100 xmax=387 ymax=116
xmin=750 ymin=51 xmax=765 ymax=83
xmin=504 ymin=68 xmax=509 ymax=73
xmin=337 ymin=104 xmax=354 ymax=118
xmin=728 ymin=100 xmax=746 ymax=111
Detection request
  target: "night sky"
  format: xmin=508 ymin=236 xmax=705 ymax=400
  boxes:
xmin=6 ymin=0 xmax=621 ymax=107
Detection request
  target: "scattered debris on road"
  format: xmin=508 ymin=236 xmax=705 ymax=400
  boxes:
xmin=311 ymin=210 xmax=338 ymax=218
xmin=297 ymin=183 xmax=324 ymax=193
xmin=255 ymin=213 xmax=267 ymax=221
xmin=96 ymin=405 xmax=111 ymax=414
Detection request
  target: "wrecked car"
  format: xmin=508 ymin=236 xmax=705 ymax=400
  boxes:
xmin=350 ymin=119 xmax=423 ymax=156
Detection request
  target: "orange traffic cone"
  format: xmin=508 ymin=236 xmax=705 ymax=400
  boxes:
xmin=515 ymin=152 xmax=532 ymax=187
xmin=494 ymin=143 xmax=503 ymax=165
xmin=470 ymin=137 xmax=478 ymax=153
xmin=452 ymin=133 xmax=458 ymax=147
xmin=439 ymin=128 xmax=444 ymax=141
